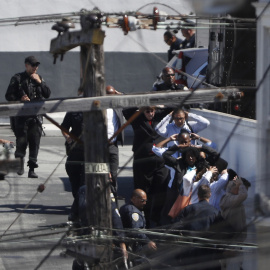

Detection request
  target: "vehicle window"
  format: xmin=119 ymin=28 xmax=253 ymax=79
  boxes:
xmin=200 ymin=65 xmax=207 ymax=76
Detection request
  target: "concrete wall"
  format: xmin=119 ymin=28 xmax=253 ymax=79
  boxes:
xmin=45 ymin=108 xmax=257 ymax=209
xmin=0 ymin=0 xmax=193 ymax=102
xmin=0 ymin=51 xmax=167 ymax=102
xmin=192 ymin=108 xmax=256 ymax=219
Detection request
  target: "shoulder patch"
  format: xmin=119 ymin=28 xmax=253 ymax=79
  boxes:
xmin=132 ymin=213 xmax=139 ymax=222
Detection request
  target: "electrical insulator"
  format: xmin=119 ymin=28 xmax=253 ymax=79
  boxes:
xmin=234 ymin=104 xmax=240 ymax=111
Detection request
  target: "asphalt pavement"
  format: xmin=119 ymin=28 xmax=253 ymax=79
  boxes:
xmin=0 ymin=122 xmax=134 ymax=270
xmin=0 ymin=117 xmax=256 ymax=270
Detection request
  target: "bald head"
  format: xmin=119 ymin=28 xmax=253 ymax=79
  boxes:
xmin=132 ymin=189 xmax=146 ymax=199
xmin=131 ymin=189 xmax=147 ymax=210
xmin=106 ymin=85 xmax=116 ymax=95
xmin=178 ymin=132 xmax=191 ymax=146
xmin=162 ymin=67 xmax=174 ymax=76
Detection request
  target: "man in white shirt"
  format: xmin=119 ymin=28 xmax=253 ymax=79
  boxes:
xmin=155 ymin=108 xmax=210 ymax=148
xmin=106 ymin=85 xmax=124 ymax=196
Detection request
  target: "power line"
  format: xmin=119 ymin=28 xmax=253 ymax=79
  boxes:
xmin=0 ymin=8 xmax=256 ymax=29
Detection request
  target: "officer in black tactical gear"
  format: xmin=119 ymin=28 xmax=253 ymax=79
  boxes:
xmin=152 ymin=67 xmax=185 ymax=91
xmin=5 ymin=56 xmax=51 ymax=178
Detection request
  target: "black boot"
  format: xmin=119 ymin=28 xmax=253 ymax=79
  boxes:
xmin=27 ymin=161 xmax=38 ymax=178
xmin=17 ymin=158 xmax=25 ymax=175
xmin=28 ymin=169 xmax=38 ymax=178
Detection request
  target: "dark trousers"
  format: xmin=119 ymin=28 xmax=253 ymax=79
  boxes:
xmin=160 ymin=186 xmax=178 ymax=226
xmin=108 ymin=144 xmax=119 ymax=197
xmin=133 ymin=155 xmax=169 ymax=228
xmin=13 ymin=116 xmax=42 ymax=166
xmin=65 ymin=149 xmax=85 ymax=215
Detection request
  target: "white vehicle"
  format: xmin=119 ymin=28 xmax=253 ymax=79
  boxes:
xmin=155 ymin=47 xmax=208 ymax=90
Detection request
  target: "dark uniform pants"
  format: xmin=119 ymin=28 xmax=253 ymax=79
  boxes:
xmin=13 ymin=116 xmax=42 ymax=166
xmin=65 ymin=149 xmax=85 ymax=216
xmin=133 ymin=155 xmax=169 ymax=227
xmin=108 ymin=144 xmax=119 ymax=196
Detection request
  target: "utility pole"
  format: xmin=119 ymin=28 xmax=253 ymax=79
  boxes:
xmin=50 ymin=11 xmax=112 ymax=269
xmin=47 ymin=9 xmax=243 ymax=269
xmin=81 ymin=41 xmax=113 ymax=269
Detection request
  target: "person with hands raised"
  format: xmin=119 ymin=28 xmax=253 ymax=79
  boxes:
xmin=219 ymin=172 xmax=251 ymax=269
xmin=155 ymin=108 xmax=210 ymax=148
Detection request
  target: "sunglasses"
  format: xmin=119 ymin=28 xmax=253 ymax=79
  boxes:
xmin=164 ymin=38 xmax=171 ymax=44
xmin=29 ymin=63 xmax=39 ymax=67
xmin=165 ymin=73 xmax=175 ymax=77
xmin=136 ymin=196 xmax=147 ymax=202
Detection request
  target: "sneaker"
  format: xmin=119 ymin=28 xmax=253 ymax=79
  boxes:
xmin=28 ymin=170 xmax=38 ymax=178
xmin=17 ymin=158 xmax=25 ymax=175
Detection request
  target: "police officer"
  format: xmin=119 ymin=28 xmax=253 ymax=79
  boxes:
xmin=61 ymin=110 xmax=84 ymax=222
xmin=152 ymin=67 xmax=185 ymax=91
xmin=180 ymin=20 xmax=196 ymax=50
xmin=163 ymin=30 xmax=183 ymax=62
xmin=72 ymin=185 xmax=128 ymax=270
xmin=106 ymin=85 xmax=125 ymax=198
xmin=5 ymin=56 xmax=51 ymax=178
xmin=120 ymin=189 xmax=157 ymax=252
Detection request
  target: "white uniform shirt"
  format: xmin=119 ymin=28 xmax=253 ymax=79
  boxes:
xmin=107 ymin=108 xmax=119 ymax=142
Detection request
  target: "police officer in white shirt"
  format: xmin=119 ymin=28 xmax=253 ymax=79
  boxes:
xmin=106 ymin=85 xmax=124 ymax=197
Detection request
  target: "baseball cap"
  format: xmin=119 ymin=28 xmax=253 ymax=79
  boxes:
xmin=25 ymin=56 xmax=40 ymax=66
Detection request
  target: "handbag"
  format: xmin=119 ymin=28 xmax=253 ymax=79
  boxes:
xmin=168 ymin=191 xmax=192 ymax=219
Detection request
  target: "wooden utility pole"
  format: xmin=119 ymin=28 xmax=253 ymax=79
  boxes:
xmin=81 ymin=42 xmax=112 ymax=268
xmin=50 ymin=12 xmax=112 ymax=269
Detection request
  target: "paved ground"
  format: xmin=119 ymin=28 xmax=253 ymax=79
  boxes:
xmin=0 ymin=124 xmax=134 ymax=270
xmin=0 ymin=121 xmax=257 ymax=270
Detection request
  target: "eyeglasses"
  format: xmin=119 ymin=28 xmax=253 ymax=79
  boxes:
xmin=136 ymin=197 xmax=147 ymax=203
xmin=165 ymin=73 xmax=175 ymax=77
xmin=174 ymin=117 xmax=185 ymax=120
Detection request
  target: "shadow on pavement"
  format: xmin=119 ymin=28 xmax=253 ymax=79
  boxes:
xmin=0 ymin=204 xmax=70 ymax=215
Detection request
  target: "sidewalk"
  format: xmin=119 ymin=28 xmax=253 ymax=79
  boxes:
xmin=0 ymin=120 xmax=134 ymax=269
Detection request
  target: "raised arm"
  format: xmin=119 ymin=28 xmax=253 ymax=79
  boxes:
xmin=38 ymin=75 xmax=51 ymax=98
xmin=190 ymin=133 xmax=212 ymax=144
xmin=155 ymin=111 xmax=173 ymax=138
xmin=156 ymin=134 xmax=178 ymax=148
xmin=162 ymin=145 xmax=181 ymax=168
xmin=210 ymin=170 xmax=229 ymax=194
xmin=122 ymin=107 xmax=138 ymax=121
xmin=187 ymin=112 xmax=210 ymax=133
